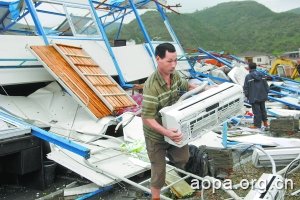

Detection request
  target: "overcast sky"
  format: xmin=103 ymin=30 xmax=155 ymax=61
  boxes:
xmin=167 ymin=0 xmax=300 ymax=13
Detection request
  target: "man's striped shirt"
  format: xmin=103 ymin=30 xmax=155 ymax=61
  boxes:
xmin=142 ymin=70 xmax=188 ymax=142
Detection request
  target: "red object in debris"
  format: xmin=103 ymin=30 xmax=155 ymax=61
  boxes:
xmin=204 ymin=59 xmax=224 ymax=67
xmin=245 ymin=111 xmax=254 ymax=116
xmin=116 ymin=93 xmax=143 ymax=115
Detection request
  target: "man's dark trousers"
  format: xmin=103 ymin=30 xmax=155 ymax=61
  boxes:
xmin=251 ymin=101 xmax=267 ymax=128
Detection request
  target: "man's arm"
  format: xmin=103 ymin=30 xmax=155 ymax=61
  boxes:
xmin=188 ymin=82 xmax=215 ymax=91
xmin=243 ymin=77 xmax=249 ymax=98
xmin=188 ymin=83 xmax=198 ymax=91
xmin=142 ymin=118 xmax=183 ymax=143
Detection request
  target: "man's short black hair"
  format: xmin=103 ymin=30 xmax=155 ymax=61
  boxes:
xmin=249 ymin=62 xmax=257 ymax=69
xmin=155 ymin=43 xmax=176 ymax=58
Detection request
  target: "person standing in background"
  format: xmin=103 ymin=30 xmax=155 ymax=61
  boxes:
xmin=243 ymin=62 xmax=269 ymax=129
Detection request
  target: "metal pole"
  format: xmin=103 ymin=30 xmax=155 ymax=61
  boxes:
xmin=155 ymin=2 xmax=193 ymax=69
xmin=0 ymin=111 xmax=90 ymax=158
xmin=88 ymin=0 xmax=132 ymax=88
xmin=128 ymin=0 xmax=155 ymax=54
xmin=24 ymin=0 xmax=49 ymax=45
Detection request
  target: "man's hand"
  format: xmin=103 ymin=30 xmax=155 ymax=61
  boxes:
xmin=166 ymin=128 xmax=183 ymax=144
xmin=142 ymin=118 xmax=184 ymax=144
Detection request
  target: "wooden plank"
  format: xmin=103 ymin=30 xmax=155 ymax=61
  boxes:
xmin=84 ymin=67 xmax=120 ymax=108
xmin=63 ymin=45 xmax=135 ymax=108
xmin=54 ymin=43 xmax=137 ymax=111
xmin=74 ymin=63 xmax=99 ymax=67
xmin=56 ymin=43 xmax=82 ymax=49
xmin=74 ymin=57 xmax=121 ymax=109
xmin=82 ymin=73 xmax=108 ymax=76
xmin=102 ymin=93 xmax=127 ymax=96
xmin=36 ymin=47 xmax=107 ymax=115
xmin=57 ymin=45 xmax=119 ymax=110
xmin=65 ymin=53 xmax=91 ymax=58
xmin=93 ymin=83 xmax=118 ymax=87
xmin=30 ymin=46 xmax=111 ymax=118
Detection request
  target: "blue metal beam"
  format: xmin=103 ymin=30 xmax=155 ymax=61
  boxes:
xmin=0 ymin=65 xmax=42 ymax=69
xmin=98 ymin=3 xmax=126 ymax=19
xmin=48 ymin=35 xmax=101 ymax=40
xmin=0 ymin=0 xmax=27 ymax=29
xmin=128 ymin=0 xmax=154 ymax=54
xmin=93 ymin=0 xmax=150 ymax=26
xmin=198 ymin=48 xmax=233 ymax=68
xmin=268 ymin=96 xmax=300 ymax=110
xmin=0 ymin=9 xmax=10 ymax=27
xmin=115 ymin=13 xmax=125 ymax=40
xmin=99 ymin=3 xmax=155 ymax=60
xmin=0 ymin=58 xmax=37 ymax=61
xmin=36 ymin=9 xmax=66 ymax=17
xmin=0 ymin=28 xmax=35 ymax=34
xmin=0 ymin=58 xmax=38 ymax=67
xmin=92 ymin=0 xmax=124 ymax=10
xmin=189 ymin=69 xmax=231 ymax=83
xmin=31 ymin=128 xmax=90 ymax=158
xmin=269 ymin=90 xmax=287 ymax=97
xmin=155 ymin=1 xmax=194 ymax=68
xmin=1 ymin=9 xmax=29 ymax=32
xmin=0 ymin=111 xmax=90 ymax=158
xmin=272 ymin=84 xmax=300 ymax=94
xmin=88 ymin=0 xmax=132 ymax=88
xmin=24 ymin=0 xmax=49 ymax=45
xmin=0 ymin=2 xmax=10 ymax=6
xmin=260 ymin=70 xmax=300 ymax=84
xmin=101 ymin=9 xmax=130 ymax=29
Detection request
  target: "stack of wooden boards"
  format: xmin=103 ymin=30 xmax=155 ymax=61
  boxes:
xmin=30 ymin=43 xmax=136 ymax=118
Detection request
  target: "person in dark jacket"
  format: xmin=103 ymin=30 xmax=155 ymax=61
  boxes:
xmin=243 ymin=62 xmax=269 ymax=128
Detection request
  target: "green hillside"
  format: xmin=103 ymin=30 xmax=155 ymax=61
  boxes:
xmin=287 ymin=7 xmax=300 ymax=14
xmin=108 ymin=1 xmax=300 ymax=55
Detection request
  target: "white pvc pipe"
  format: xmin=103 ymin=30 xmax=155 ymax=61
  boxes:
xmin=177 ymin=81 xmax=208 ymax=103
xmin=254 ymin=145 xmax=277 ymax=175
xmin=277 ymin=153 xmax=300 ymax=176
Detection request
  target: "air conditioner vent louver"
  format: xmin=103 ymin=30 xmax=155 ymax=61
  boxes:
xmin=160 ymin=82 xmax=244 ymax=147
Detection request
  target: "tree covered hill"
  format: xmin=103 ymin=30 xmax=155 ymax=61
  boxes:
xmin=287 ymin=7 xmax=300 ymax=15
xmin=109 ymin=1 xmax=300 ymax=55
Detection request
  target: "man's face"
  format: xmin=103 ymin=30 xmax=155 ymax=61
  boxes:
xmin=157 ymin=50 xmax=177 ymax=75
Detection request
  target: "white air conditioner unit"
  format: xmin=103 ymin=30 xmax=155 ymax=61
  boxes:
xmin=160 ymin=82 xmax=244 ymax=147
